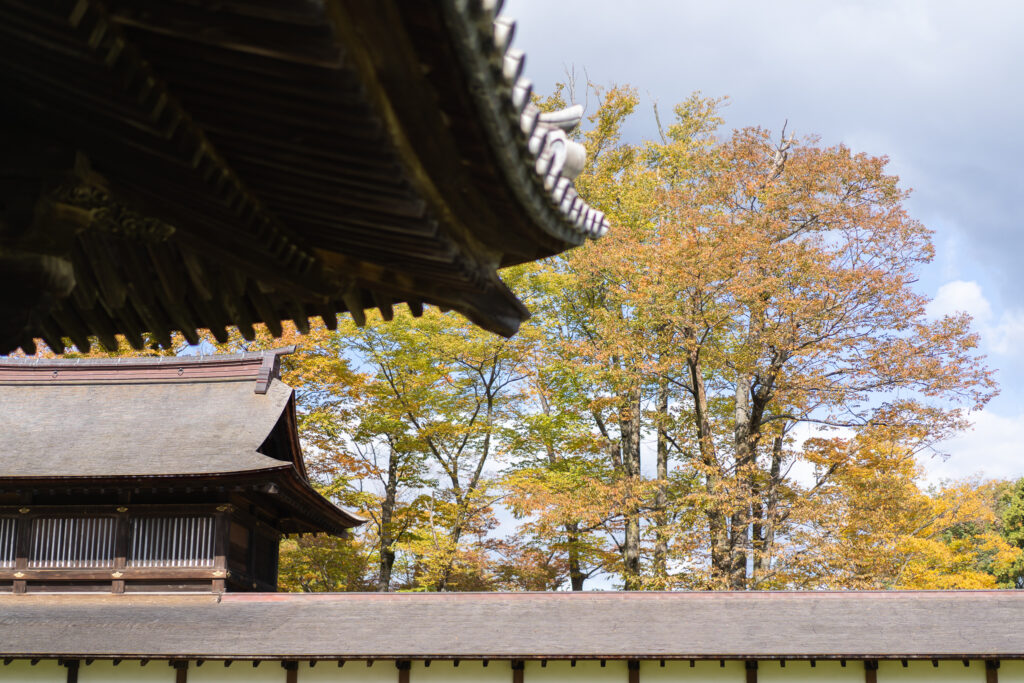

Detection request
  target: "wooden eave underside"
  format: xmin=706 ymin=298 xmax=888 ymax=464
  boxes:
xmin=0 ymin=0 xmax=593 ymax=353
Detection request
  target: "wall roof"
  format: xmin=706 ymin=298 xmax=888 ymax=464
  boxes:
xmin=0 ymin=591 xmax=1020 ymax=660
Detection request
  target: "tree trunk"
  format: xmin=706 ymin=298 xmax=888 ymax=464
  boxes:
xmin=566 ymin=522 xmax=586 ymax=591
xmin=729 ymin=373 xmax=753 ymax=590
xmin=758 ymin=433 xmax=785 ymax=579
xmin=653 ymin=379 xmax=670 ymax=584
xmin=619 ymin=384 xmax=642 ymax=590
xmin=377 ymin=446 xmax=401 ymax=591
xmin=689 ymin=347 xmax=728 ymax=586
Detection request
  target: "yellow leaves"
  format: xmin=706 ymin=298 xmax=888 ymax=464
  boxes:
xmin=794 ymin=431 xmax=1023 ymax=590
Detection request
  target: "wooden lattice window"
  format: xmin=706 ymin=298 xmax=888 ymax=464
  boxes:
xmin=128 ymin=516 xmax=215 ymax=568
xmin=0 ymin=518 xmax=15 ymax=569
xmin=28 ymin=517 xmax=116 ymax=568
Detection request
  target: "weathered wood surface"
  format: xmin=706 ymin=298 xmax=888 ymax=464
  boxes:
xmin=0 ymin=0 xmax=607 ymax=351
xmin=0 ymin=591 xmax=1021 ymax=659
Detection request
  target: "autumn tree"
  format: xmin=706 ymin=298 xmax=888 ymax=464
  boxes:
xmin=782 ymin=425 xmax=1020 ymax=589
xmin=520 ymin=82 xmax=997 ymax=590
xmin=995 ymin=478 xmax=1024 ymax=588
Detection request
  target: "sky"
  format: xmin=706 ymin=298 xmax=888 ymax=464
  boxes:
xmin=507 ymin=0 xmax=1024 ymax=482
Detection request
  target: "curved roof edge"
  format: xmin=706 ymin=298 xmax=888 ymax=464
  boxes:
xmin=443 ymin=0 xmax=610 ymax=246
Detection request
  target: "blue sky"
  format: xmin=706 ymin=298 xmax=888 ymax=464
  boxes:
xmin=507 ymin=0 xmax=1024 ymax=482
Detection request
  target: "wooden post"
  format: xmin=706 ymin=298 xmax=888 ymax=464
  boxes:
xmin=112 ymin=508 xmax=129 ymax=594
xmin=986 ymin=660 xmax=1000 ymax=683
xmin=745 ymin=660 xmax=757 ymax=683
xmin=396 ymin=660 xmax=410 ymax=683
xmin=864 ymin=660 xmax=878 ymax=683
xmin=213 ymin=511 xmax=228 ymax=592
xmin=627 ymin=660 xmax=639 ymax=683
xmin=511 ymin=660 xmax=524 ymax=683
xmin=282 ymin=661 xmax=298 ymax=683
xmin=172 ymin=660 xmax=188 ymax=683
xmin=62 ymin=659 xmax=79 ymax=683
xmin=13 ymin=511 xmax=30 ymax=594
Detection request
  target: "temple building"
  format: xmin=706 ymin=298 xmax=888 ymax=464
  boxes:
xmin=0 ymin=348 xmax=361 ymax=594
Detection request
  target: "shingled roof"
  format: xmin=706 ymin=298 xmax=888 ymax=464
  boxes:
xmin=0 ymin=349 xmax=364 ymax=534
xmin=0 ymin=591 xmax=1021 ymax=661
xmin=0 ymin=0 xmax=607 ymax=354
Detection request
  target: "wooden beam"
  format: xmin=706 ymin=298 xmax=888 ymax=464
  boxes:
xmin=213 ymin=511 xmax=228 ymax=592
xmin=745 ymin=660 xmax=758 ymax=683
xmin=987 ymin=660 xmax=1000 ymax=683
xmin=62 ymin=659 xmax=79 ymax=683
xmin=627 ymin=660 xmax=639 ymax=683
xmin=864 ymin=660 xmax=878 ymax=683
xmin=171 ymin=660 xmax=188 ymax=683
xmin=511 ymin=660 xmax=524 ymax=683
xmin=396 ymin=660 xmax=410 ymax=683
xmin=282 ymin=661 xmax=298 ymax=683
xmin=13 ymin=512 xmax=29 ymax=594
xmin=112 ymin=509 xmax=128 ymax=594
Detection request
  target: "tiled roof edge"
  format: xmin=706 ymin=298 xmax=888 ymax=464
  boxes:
xmin=443 ymin=0 xmax=610 ymax=246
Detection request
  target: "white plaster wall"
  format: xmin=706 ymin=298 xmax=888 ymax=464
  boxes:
xmin=189 ymin=662 xmax=290 ymax=683
xmin=79 ymin=660 xmax=176 ymax=683
xmin=298 ymin=660 xmax=399 ymax=683
xmin=524 ymin=660 xmax=629 ymax=683
xmin=638 ymin=659 xmax=746 ymax=682
xmin=759 ymin=660 xmax=864 ymax=683
xmin=1001 ymin=660 xmax=1024 ymax=682
xmin=877 ymin=660 xmax=984 ymax=683
xmin=410 ymin=660 xmax=507 ymax=683
xmin=0 ymin=660 xmax=65 ymax=683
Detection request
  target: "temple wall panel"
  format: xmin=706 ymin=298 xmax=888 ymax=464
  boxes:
xmin=638 ymin=659 xmax=746 ymax=682
xmin=299 ymin=661 xmax=400 ymax=683
xmin=410 ymin=660 xmax=504 ymax=683
xmin=1003 ymin=661 xmax=1024 ymax=681
xmin=0 ymin=661 xmax=64 ymax=683
xmin=523 ymin=659 xmax=630 ymax=683
xmin=877 ymin=660 xmax=987 ymax=682
xmin=78 ymin=660 xmax=175 ymax=683
xmin=189 ymin=663 xmax=290 ymax=683
xmin=759 ymin=660 xmax=869 ymax=682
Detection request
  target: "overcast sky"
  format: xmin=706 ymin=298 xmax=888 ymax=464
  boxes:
xmin=507 ymin=0 xmax=1024 ymax=482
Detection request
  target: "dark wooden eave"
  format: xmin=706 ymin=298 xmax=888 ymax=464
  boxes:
xmin=0 ymin=0 xmax=606 ymax=353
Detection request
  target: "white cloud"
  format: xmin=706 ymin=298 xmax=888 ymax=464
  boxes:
xmin=925 ymin=410 xmax=1024 ymax=483
xmin=927 ymin=279 xmax=992 ymax=324
xmin=927 ymin=279 xmax=1024 ymax=355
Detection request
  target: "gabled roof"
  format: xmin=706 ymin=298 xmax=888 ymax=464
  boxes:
xmin=0 ymin=355 xmax=291 ymax=477
xmin=0 ymin=591 xmax=1020 ymax=660
xmin=0 ymin=0 xmax=608 ymax=353
xmin=0 ymin=349 xmax=364 ymax=533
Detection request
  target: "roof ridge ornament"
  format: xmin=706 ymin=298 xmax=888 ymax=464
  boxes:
xmin=477 ymin=3 xmax=610 ymax=239
xmin=538 ymin=104 xmax=584 ymax=132
xmin=254 ymin=346 xmax=295 ymax=395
